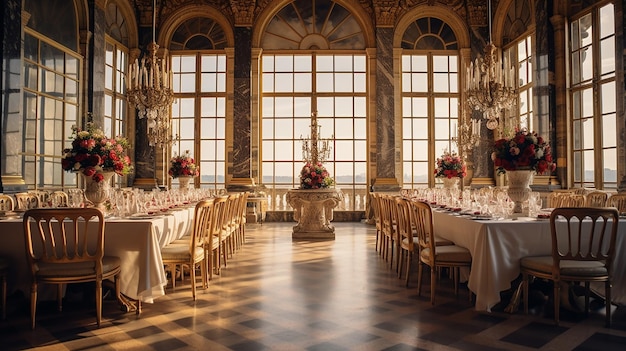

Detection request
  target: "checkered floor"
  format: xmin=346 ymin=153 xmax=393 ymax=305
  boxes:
xmin=2 ymin=222 xmax=626 ymax=350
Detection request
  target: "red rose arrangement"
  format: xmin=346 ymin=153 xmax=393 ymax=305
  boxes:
xmin=434 ymin=150 xmax=466 ymax=179
xmin=491 ymin=128 xmax=556 ymax=175
xmin=61 ymin=123 xmax=133 ymax=182
xmin=299 ymin=162 xmax=334 ymax=189
xmin=168 ymin=150 xmax=199 ymax=178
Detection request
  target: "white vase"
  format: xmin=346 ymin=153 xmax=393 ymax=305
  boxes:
xmin=82 ymin=171 xmax=115 ymax=210
xmin=178 ymin=176 xmax=192 ymax=190
xmin=506 ymin=170 xmax=534 ymax=214
xmin=442 ymin=177 xmax=459 ymax=190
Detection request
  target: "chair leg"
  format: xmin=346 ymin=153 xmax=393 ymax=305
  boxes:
xmin=96 ymin=278 xmax=102 ymax=327
xmin=554 ymin=280 xmax=560 ymax=325
xmin=30 ymin=283 xmax=37 ymax=329
xmin=606 ymin=281 xmax=612 ymax=328
xmin=405 ymin=252 xmax=412 ymax=287
xmin=430 ymin=266 xmax=437 ymax=305
xmin=191 ymin=262 xmax=196 ymax=301
xmin=417 ymin=261 xmax=423 ymax=296
xmin=57 ymin=284 xmax=63 ymax=312
xmin=453 ymin=267 xmax=459 ymax=296
xmin=522 ymin=273 xmax=529 ymax=314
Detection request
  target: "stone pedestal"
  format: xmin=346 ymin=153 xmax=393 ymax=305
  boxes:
xmin=286 ymin=189 xmax=343 ymax=240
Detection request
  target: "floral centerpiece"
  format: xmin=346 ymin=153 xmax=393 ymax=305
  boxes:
xmin=61 ymin=122 xmax=133 ymax=182
xmin=299 ymin=162 xmax=334 ymax=189
xmin=434 ymin=150 xmax=466 ymax=179
xmin=168 ymin=150 xmax=199 ymax=179
xmin=491 ymin=128 xmax=556 ymax=175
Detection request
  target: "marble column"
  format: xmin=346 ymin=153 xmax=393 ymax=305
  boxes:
xmin=228 ymin=26 xmax=253 ymax=192
xmin=533 ymin=0 xmax=560 ymax=189
xmin=84 ymin=0 xmax=105 ymax=124
xmin=0 ymin=0 xmax=26 ymax=192
xmin=372 ymin=27 xmax=400 ymax=192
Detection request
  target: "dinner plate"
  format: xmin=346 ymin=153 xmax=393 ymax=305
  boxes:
xmin=128 ymin=213 xmax=157 ymax=220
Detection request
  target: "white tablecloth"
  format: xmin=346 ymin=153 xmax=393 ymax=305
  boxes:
xmin=0 ymin=206 xmax=194 ymax=303
xmin=432 ymin=210 xmax=626 ymax=312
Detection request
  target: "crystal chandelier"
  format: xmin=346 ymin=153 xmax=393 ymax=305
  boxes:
xmin=465 ymin=0 xmax=516 ymax=130
xmin=127 ymin=0 xmax=174 ymax=147
xmin=301 ymin=111 xmax=332 ymax=164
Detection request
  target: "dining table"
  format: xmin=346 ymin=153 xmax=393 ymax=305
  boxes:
xmin=431 ymin=209 xmax=626 ymax=312
xmin=0 ymin=205 xmax=195 ymax=312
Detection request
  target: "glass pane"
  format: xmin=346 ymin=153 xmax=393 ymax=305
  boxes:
xmin=580 ymin=46 xmax=593 ymax=81
xmin=601 ymin=81 xmax=616 ymax=113
xmin=599 ymin=4 xmax=614 ymax=38
xmin=603 ymin=148 xmax=617 ymax=182
xmin=582 ymin=117 xmax=594 ymax=149
xmin=583 ymin=150 xmax=594 ymax=182
xmin=600 ymin=38 xmax=615 ymax=75
xmin=602 ymin=113 xmax=616 ymax=148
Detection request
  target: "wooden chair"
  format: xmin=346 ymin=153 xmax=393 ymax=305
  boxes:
xmin=0 ymin=194 xmax=14 ymax=211
xmin=370 ymin=193 xmax=383 ymax=254
xmin=207 ymin=196 xmax=229 ymax=278
xmin=395 ymin=197 xmax=416 ymax=283
xmin=521 ymin=207 xmax=619 ymax=327
xmin=161 ymin=199 xmax=212 ymax=300
xmin=585 ymin=191 xmax=609 ymax=207
xmin=23 ymin=207 xmax=121 ymax=329
xmin=562 ymin=194 xmax=586 ymax=207
xmin=15 ymin=192 xmax=40 ymax=210
xmin=607 ymin=193 xmax=626 ymax=214
xmin=379 ymin=194 xmax=396 ymax=268
xmin=412 ymin=200 xmax=472 ymax=304
xmin=0 ymin=256 xmax=7 ymax=319
xmin=49 ymin=191 xmax=69 ymax=207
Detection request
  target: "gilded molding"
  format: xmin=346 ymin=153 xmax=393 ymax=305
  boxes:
xmin=229 ymin=0 xmax=256 ymax=26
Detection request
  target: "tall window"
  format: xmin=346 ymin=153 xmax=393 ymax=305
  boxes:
xmin=400 ymin=18 xmax=460 ymax=189
xmin=504 ymin=34 xmax=533 ymax=131
xmin=260 ymin=0 xmax=368 ymax=211
xmin=168 ymin=16 xmax=228 ymax=189
xmin=23 ymin=30 xmax=81 ymax=189
xmin=170 ymin=53 xmax=226 ymax=189
xmin=104 ymin=38 xmax=128 ymax=185
xmin=570 ymin=3 xmax=617 ymax=189
xmin=261 ymin=54 xmax=367 ymax=210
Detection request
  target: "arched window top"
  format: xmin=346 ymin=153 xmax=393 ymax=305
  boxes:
xmin=105 ymin=1 xmax=130 ymax=46
xmin=261 ymin=0 xmax=365 ymax=50
xmin=502 ymin=0 xmax=533 ymax=45
xmin=170 ymin=17 xmax=228 ymax=50
xmin=401 ymin=17 xmax=458 ymax=50
xmin=24 ymin=0 xmax=78 ymax=51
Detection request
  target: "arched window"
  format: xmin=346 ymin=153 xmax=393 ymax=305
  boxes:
xmin=570 ymin=2 xmax=617 ymax=189
xmin=104 ymin=0 xmax=130 ymax=157
xmin=501 ymin=0 xmax=534 ymax=132
xmin=400 ymin=17 xmax=459 ymax=188
xmin=169 ymin=17 xmax=228 ymax=189
xmin=22 ymin=0 xmax=81 ymax=189
xmin=260 ymin=0 xmax=368 ymax=211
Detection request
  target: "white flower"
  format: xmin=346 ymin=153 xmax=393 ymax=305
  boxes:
xmin=73 ymin=162 xmax=82 ymax=170
xmin=534 ymin=149 xmax=544 ymax=159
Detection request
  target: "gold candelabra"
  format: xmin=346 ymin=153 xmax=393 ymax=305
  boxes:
xmin=301 ymin=111 xmax=332 ymax=164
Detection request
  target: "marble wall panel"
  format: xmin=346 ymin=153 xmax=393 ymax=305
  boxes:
xmin=232 ymin=27 xmax=252 ymax=179
xmin=375 ymin=27 xmax=395 ymax=179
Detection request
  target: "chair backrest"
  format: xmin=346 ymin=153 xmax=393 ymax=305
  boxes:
xmin=23 ymin=208 xmax=106 ymax=274
xmin=190 ymin=199 xmax=214 ymax=252
xmin=549 ymin=207 xmax=619 ymax=272
xmin=50 ymin=191 xmax=69 ymax=207
xmin=370 ymin=193 xmax=382 ymax=231
xmin=562 ymin=194 xmax=586 ymax=207
xmin=607 ymin=193 xmax=626 ymax=214
xmin=209 ymin=196 xmax=229 ymax=240
xmin=585 ymin=191 xmax=609 ymax=207
xmin=15 ymin=192 xmax=40 ymax=210
xmin=0 ymin=194 xmax=14 ymax=211
xmin=379 ymin=194 xmax=394 ymax=238
xmin=394 ymin=197 xmax=413 ymax=250
xmin=410 ymin=200 xmax=436 ymax=265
